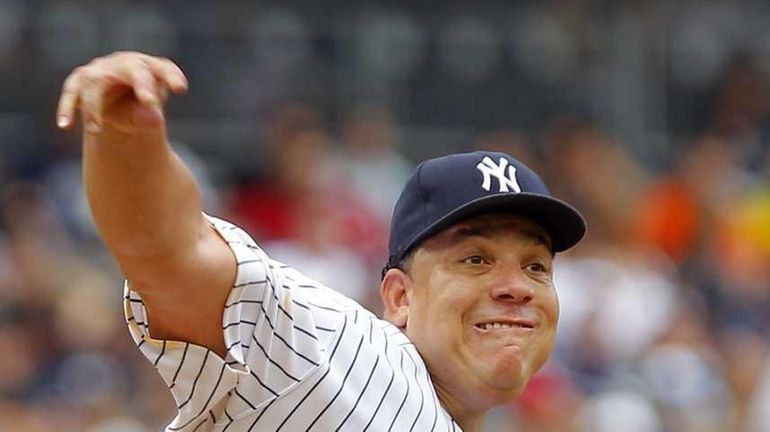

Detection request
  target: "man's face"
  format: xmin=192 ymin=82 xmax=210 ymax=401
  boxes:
xmin=403 ymin=213 xmax=559 ymax=409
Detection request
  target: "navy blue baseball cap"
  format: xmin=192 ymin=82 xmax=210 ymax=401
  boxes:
xmin=384 ymin=151 xmax=586 ymax=273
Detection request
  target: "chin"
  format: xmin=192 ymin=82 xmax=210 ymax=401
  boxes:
xmin=471 ymin=380 xmax=527 ymax=409
xmin=481 ymin=351 xmax=544 ymax=400
xmin=488 ymin=374 xmax=528 ymax=399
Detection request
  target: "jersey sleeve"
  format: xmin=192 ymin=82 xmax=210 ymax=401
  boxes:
xmin=123 ymin=214 xmax=350 ymax=430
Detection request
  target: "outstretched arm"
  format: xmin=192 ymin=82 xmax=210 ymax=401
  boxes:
xmin=57 ymin=51 xmax=234 ymax=356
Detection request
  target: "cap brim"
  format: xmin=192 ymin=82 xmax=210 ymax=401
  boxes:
xmin=406 ymin=192 xmax=586 ymax=255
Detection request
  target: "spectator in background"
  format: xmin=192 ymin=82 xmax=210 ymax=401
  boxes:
xmin=640 ymin=304 xmax=732 ymax=432
xmin=229 ymin=103 xmax=329 ymax=241
xmin=719 ymin=327 xmax=769 ymax=432
xmin=749 ymin=351 xmax=770 ymax=432
xmin=264 ymin=191 xmax=374 ymax=309
xmin=229 ymin=102 xmax=383 ymax=307
xmin=709 ymin=55 xmax=770 ymax=179
xmin=577 ymin=391 xmax=663 ymax=432
xmin=0 ymin=170 xmax=174 ymax=431
xmin=541 ymin=118 xmax=645 ymax=252
xmin=329 ymin=104 xmax=413 ymax=222
xmin=709 ymin=185 xmax=770 ymax=331
xmin=43 ymin=130 xmax=221 ymax=247
xmin=533 ymin=120 xmax=680 ymax=431
xmin=471 ymin=128 xmax=539 ymax=172
xmin=635 ymin=134 xmax=770 ymax=334
xmin=508 ymin=363 xmax=584 ymax=432
xmin=230 ymin=103 xmax=381 ymax=250
xmin=0 ymin=400 xmax=50 ymax=432
xmin=635 ymin=135 xmax=744 ymax=267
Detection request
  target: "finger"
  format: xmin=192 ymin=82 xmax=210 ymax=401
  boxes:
xmin=80 ymin=79 xmax=105 ymax=135
xmin=56 ymin=70 xmax=82 ymax=129
xmin=126 ymin=58 xmax=162 ymax=107
xmin=130 ymin=53 xmax=188 ymax=94
xmin=158 ymin=84 xmax=170 ymax=105
xmin=156 ymin=58 xmax=188 ymax=94
xmin=78 ymin=63 xmax=122 ymax=135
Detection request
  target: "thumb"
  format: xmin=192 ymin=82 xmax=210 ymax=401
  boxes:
xmin=129 ymin=81 xmax=168 ymax=131
xmin=130 ymin=103 xmax=165 ymax=131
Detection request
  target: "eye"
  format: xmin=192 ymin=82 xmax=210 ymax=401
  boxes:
xmin=462 ymin=255 xmax=487 ymax=265
xmin=524 ymin=262 xmax=548 ymax=273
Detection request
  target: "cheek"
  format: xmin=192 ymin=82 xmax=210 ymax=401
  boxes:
xmin=543 ymin=285 xmax=560 ymax=325
xmin=423 ymin=292 xmax=465 ymax=331
xmin=414 ymin=284 xmax=472 ymax=340
xmin=412 ymin=291 xmax=475 ymax=375
xmin=534 ymin=287 xmax=560 ymax=360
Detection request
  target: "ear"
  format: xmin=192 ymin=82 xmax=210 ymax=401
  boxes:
xmin=380 ymin=268 xmax=411 ymax=328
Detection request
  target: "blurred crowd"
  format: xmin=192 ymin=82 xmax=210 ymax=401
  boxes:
xmin=1 ymin=1 xmax=770 ymax=431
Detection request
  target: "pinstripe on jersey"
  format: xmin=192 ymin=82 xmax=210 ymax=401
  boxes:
xmin=124 ymin=215 xmax=462 ymax=432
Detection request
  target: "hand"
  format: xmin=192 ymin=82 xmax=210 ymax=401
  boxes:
xmin=56 ymin=51 xmax=188 ymax=135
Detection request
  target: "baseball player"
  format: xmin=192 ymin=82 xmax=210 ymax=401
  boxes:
xmin=56 ymin=52 xmax=586 ymax=432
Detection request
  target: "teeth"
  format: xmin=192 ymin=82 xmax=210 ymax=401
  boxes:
xmin=481 ymin=322 xmax=514 ymax=330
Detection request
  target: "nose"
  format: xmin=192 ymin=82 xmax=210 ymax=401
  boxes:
xmin=489 ymin=265 xmax=535 ymax=304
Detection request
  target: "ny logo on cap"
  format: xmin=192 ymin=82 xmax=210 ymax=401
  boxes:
xmin=477 ymin=156 xmax=521 ymax=193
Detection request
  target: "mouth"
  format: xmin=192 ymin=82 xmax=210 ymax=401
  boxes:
xmin=473 ymin=319 xmax=536 ymax=331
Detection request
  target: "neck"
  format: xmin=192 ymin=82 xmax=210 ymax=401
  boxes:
xmin=434 ymin=382 xmax=487 ymax=432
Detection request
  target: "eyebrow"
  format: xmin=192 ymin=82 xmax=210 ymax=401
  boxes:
xmin=448 ymin=224 xmax=553 ymax=252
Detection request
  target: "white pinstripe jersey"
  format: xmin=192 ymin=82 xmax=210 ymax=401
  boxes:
xmin=124 ymin=215 xmax=462 ymax=432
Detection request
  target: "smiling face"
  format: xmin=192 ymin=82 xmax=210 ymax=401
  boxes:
xmin=381 ymin=213 xmax=559 ymax=418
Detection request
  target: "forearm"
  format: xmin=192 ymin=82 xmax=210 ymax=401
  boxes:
xmin=83 ymin=125 xmax=205 ymax=260
xmin=58 ymin=52 xmax=236 ymax=355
